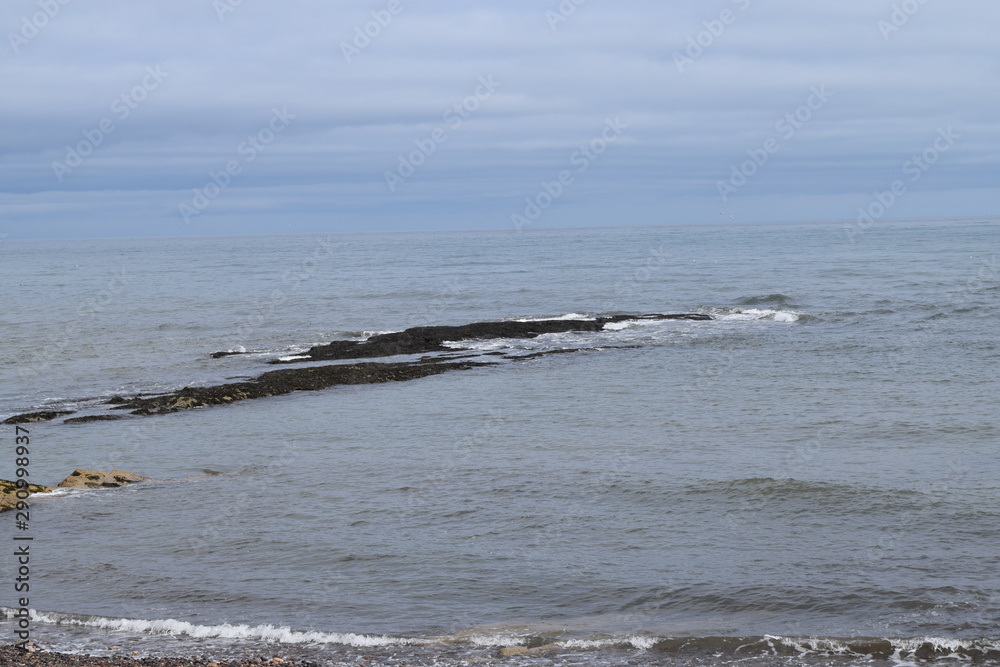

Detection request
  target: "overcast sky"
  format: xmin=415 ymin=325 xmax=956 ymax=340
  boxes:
xmin=1 ymin=0 xmax=997 ymax=239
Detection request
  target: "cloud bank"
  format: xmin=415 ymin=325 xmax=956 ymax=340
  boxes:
xmin=1 ymin=0 xmax=997 ymax=238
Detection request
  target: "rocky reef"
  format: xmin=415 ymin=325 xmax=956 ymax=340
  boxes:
xmin=56 ymin=469 xmax=148 ymax=489
xmin=3 ymin=313 xmax=713 ymax=424
xmin=267 ymin=313 xmax=711 ymax=363
xmin=0 ymin=480 xmax=53 ymax=511
xmin=0 ymin=469 xmax=146 ymax=511
xmin=110 ymin=359 xmax=491 ymax=416
xmin=2 ymin=410 xmax=76 ymax=424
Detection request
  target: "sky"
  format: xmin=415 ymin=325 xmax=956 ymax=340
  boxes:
xmin=1 ymin=0 xmax=998 ymax=239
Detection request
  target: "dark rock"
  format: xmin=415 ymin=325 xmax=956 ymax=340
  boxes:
xmin=211 ymin=349 xmax=249 ymax=358
xmin=64 ymin=414 xmax=124 ymax=424
xmin=2 ymin=410 xmax=76 ymax=424
xmin=506 ymin=348 xmax=584 ymax=360
xmin=272 ymin=313 xmax=711 ymax=364
xmin=117 ymin=360 xmax=493 ymax=416
xmin=846 ymin=639 xmax=894 ymax=660
xmin=41 ymin=313 xmax=713 ymax=424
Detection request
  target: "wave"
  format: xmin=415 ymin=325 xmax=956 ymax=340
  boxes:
xmin=3 ymin=609 xmax=425 ymax=647
xmin=683 ymin=476 xmax=925 ymax=502
xmin=712 ymin=308 xmax=802 ymax=323
xmin=7 ymin=609 xmax=1000 ymax=663
xmin=649 ymin=635 xmax=1000 ymax=661
xmin=513 ymin=313 xmax=595 ymax=322
xmin=734 ymin=294 xmax=794 ymax=306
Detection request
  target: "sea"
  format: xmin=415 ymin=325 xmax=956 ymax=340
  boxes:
xmin=1 ymin=218 xmax=998 ymax=666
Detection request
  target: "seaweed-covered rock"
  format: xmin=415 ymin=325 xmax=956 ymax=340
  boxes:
xmin=56 ymin=469 xmax=148 ymax=489
xmin=0 ymin=480 xmax=53 ymax=511
xmin=116 ymin=360 xmax=490 ymax=416
xmin=2 ymin=410 xmax=75 ymax=424
xmin=64 ymin=414 xmax=125 ymax=424
xmin=274 ymin=313 xmax=712 ymax=363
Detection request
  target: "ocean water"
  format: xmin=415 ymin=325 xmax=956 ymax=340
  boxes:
xmin=1 ymin=219 xmax=998 ymax=665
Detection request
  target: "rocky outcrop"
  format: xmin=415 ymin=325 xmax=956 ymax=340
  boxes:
xmin=112 ymin=359 xmax=491 ymax=416
xmin=268 ymin=313 xmax=711 ymax=364
xmin=0 ymin=480 xmax=53 ymax=511
xmin=0 ymin=469 xmax=146 ymax=511
xmin=64 ymin=414 xmax=124 ymax=424
xmin=6 ymin=313 xmax=714 ymax=424
xmin=210 ymin=349 xmax=249 ymax=358
xmin=56 ymin=469 xmax=148 ymax=489
xmin=2 ymin=410 xmax=75 ymax=424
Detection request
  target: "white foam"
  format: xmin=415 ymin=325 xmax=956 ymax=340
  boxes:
xmin=514 ymin=313 xmax=593 ymax=322
xmin=276 ymin=355 xmax=311 ymax=361
xmin=442 ymin=339 xmax=509 ymax=351
xmin=25 ymin=610 xmax=427 ymax=647
xmin=602 ymin=318 xmax=675 ymax=331
xmin=560 ymin=635 xmax=659 ymax=650
xmin=766 ymin=635 xmax=1000 ymax=661
xmin=717 ymin=309 xmax=800 ymax=322
xmin=463 ymin=632 xmax=531 ymax=647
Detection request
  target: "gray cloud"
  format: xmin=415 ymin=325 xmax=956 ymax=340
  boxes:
xmin=1 ymin=0 xmax=997 ymax=238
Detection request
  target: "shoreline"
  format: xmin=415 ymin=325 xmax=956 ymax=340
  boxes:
xmin=0 ymin=646 xmax=321 ymax=667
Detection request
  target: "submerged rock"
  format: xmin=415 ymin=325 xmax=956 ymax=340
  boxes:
xmin=64 ymin=414 xmax=124 ymax=424
xmin=56 ymin=469 xmax=148 ymax=489
xmin=210 ymin=349 xmax=249 ymax=358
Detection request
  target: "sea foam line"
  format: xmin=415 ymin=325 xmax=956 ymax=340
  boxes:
xmin=11 ymin=609 xmax=427 ymax=647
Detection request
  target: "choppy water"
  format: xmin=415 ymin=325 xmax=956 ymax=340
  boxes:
xmin=1 ymin=219 xmax=998 ymax=665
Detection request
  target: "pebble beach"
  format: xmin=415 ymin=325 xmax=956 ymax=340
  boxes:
xmin=0 ymin=646 xmax=321 ymax=667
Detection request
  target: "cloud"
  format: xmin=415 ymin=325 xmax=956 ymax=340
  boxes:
xmin=1 ymin=0 xmax=997 ymax=238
